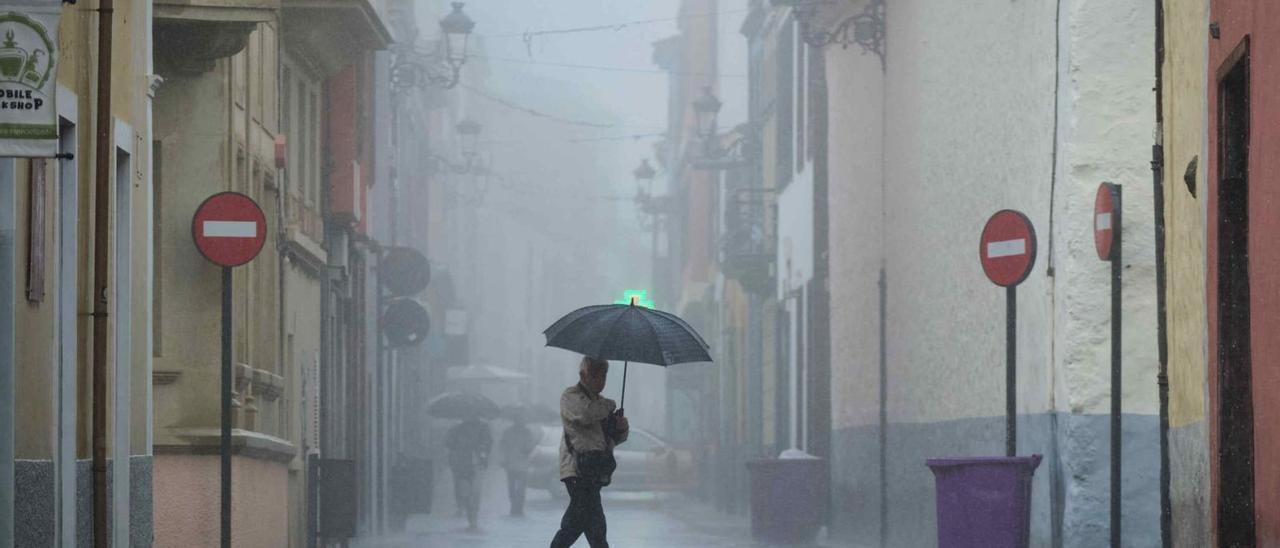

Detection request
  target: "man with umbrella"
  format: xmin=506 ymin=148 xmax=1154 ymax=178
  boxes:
xmin=543 ymin=297 xmax=712 ymax=548
xmin=549 ymin=356 xmax=628 ymax=548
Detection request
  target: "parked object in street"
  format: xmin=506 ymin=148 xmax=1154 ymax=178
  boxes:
xmin=745 ymin=450 xmax=829 ymax=545
xmin=500 ymin=403 xmax=560 ymax=424
xmin=927 ymin=455 xmax=1042 ymax=548
xmin=529 ymin=424 xmax=695 ymax=496
xmin=428 ymin=391 xmax=500 ymax=420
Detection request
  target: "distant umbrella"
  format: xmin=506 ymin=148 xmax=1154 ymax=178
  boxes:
xmin=427 ymin=392 xmax=499 ymax=420
xmin=543 ymin=299 xmax=712 ymax=409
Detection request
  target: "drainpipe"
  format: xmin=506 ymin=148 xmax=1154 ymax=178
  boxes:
xmin=1152 ymin=1 xmax=1172 ymax=547
xmin=91 ymin=0 xmax=115 ymax=546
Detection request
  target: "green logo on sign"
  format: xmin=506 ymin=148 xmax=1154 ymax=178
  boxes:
xmin=0 ymin=12 xmax=53 ymax=91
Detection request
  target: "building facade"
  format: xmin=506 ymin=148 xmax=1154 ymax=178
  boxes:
xmin=5 ymin=1 xmax=156 ymax=545
xmin=1158 ymin=0 xmax=1211 ymax=546
xmin=820 ymin=1 xmax=1161 ymax=545
xmin=1205 ymin=1 xmax=1280 ymax=545
xmin=151 ymin=1 xmax=393 ymax=546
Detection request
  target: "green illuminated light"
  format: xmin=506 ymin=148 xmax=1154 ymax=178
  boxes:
xmin=614 ymin=289 xmax=655 ymax=308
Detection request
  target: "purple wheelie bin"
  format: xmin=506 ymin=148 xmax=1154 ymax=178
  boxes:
xmin=925 ymin=455 xmax=1041 ymax=548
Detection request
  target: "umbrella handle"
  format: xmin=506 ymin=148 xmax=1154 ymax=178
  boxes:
xmin=620 ymin=361 xmax=628 ymax=412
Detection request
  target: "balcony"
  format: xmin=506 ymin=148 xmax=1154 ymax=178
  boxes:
xmin=284 ymin=191 xmax=326 ymax=267
xmin=719 ymin=190 xmax=776 ymax=295
xmin=154 ymin=0 xmax=279 ymax=74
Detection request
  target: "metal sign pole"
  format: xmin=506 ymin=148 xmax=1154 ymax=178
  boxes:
xmin=221 ymin=266 xmax=232 ymax=548
xmin=1006 ymin=285 xmax=1017 ymax=457
xmin=1110 ymin=187 xmax=1123 ymax=548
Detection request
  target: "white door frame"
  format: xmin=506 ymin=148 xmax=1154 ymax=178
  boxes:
xmin=112 ymin=118 xmax=134 ymax=548
xmin=55 ymin=85 xmax=78 ymax=548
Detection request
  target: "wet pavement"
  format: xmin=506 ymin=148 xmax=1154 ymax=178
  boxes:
xmin=352 ymin=466 xmax=837 ymax=548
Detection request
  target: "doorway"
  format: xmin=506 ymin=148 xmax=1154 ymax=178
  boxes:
xmin=1216 ymin=39 xmax=1254 ymax=548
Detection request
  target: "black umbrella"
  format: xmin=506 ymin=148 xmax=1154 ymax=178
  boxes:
xmin=427 ymin=392 xmax=500 ymax=420
xmin=543 ymin=300 xmax=712 ymax=409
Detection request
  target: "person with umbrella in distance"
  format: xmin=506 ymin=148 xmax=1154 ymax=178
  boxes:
xmin=431 ymin=392 xmax=497 ymax=533
xmin=544 ymin=297 xmax=712 ymax=548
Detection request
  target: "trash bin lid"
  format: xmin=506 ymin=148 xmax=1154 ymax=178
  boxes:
xmin=779 ymin=448 xmax=819 ymax=460
xmin=925 ymin=454 xmax=1042 ymax=472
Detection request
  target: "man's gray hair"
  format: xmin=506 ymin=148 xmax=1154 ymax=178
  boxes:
xmin=579 ymin=356 xmax=609 ymax=374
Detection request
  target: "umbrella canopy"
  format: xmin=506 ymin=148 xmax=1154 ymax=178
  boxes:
xmin=542 ymin=303 xmax=711 ymax=366
xmin=543 ymin=301 xmax=712 ymax=410
xmin=427 ymin=392 xmax=499 ymax=420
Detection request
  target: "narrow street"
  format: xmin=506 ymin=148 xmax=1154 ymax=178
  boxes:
xmin=0 ymin=0 xmax=1269 ymax=546
xmin=354 ymin=467 xmax=837 ymax=548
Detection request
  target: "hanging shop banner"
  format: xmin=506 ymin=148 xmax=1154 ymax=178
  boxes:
xmin=0 ymin=1 xmax=59 ymax=157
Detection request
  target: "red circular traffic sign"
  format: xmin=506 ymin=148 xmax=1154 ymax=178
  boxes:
xmin=980 ymin=210 xmax=1037 ymax=287
xmin=1095 ymin=183 xmax=1119 ymax=261
xmin=192 ymin=192 xmax=267 ymax=267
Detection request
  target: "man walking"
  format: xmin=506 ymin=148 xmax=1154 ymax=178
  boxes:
xmin=446 ymin=415 xmax=491 ymax=533
xmin=550 ymin=357 xmax=628 ymax=548
xmin=499 ymin=413 xmax=538 ymax=516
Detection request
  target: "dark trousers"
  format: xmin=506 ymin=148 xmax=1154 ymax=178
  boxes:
xmin=505 ymin=468 xmax=528 ymax=515
xmin=451 ymin=467 xmax=480 ymax=528
xmin=549 ymin=478 xmax=608 ymax=548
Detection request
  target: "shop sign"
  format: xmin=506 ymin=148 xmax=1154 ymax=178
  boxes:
xmin=0 ymin=1 xmax=60 ymax=157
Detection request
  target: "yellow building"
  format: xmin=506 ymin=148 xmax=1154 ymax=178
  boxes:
xmin=1159 ymin=0 xmax=1210 ymax=545
xmin=1 ymin=0 xmax=156 ymax=545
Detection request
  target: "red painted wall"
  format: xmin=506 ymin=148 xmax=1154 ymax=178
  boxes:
xmin=1207 ymin=2 xmax=1280 ymax=544
xmin=327 ymin=63 xmax=369 ymax=233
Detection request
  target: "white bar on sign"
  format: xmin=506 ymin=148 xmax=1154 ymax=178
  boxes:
xmin=203 ymin=220 xmax=257 ymax=238
xmin=1095 ymin=213 xmax=1112 ymax=231
xmin=987 ymin=239 xmax=1026 ymax=258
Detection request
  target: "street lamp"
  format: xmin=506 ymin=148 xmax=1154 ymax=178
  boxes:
xmin=770 ymin=0 xmax=885 ymax=68
xmin=439 ymin=2 xmax=476 ymax=72
xmin=390 ymin=2 xmax=476 ymax=90
xmin=456 ymin=118 xmax=482 ymax=160
xmin=425 ymin=119 xmax=484 ymax=176
xmin=692 ymin=86 xmax=722 ymax=141
xmin=633 ymin=159 xmax=656 ymax=184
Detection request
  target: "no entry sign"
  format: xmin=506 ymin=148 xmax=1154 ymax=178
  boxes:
xmin=192 ymin=192 xmax=267 ymax=267
xmin=980 ymin=210 xmax=1037 ymax=287
xmin=1095 ymin=183 xmax=1119 ymax=261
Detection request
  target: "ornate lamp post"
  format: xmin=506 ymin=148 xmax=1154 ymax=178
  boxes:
xmin=391 ymin=2 xmax=476 ymax=91
xmin=770 ymin=0 xmax=885 ymax=68
xmin=692 ymin=86 xmax=722 ymax=141
xmin=690 ymin=86 xmax=757 ymax=170
xmin=429 ymin=118 xmax=485 ymax=175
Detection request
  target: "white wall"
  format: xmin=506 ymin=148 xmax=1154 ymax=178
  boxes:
xmin=826 ymin=0 xmax=1159 ymax=544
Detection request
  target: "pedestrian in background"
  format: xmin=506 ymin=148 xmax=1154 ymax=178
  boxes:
xmin=499 ymin=413 xmax=538 ymax=517
xmin=446 ymin=415 xmax=491 ymax=533
xmin=549 ymin=357 xmax=628 ymax=548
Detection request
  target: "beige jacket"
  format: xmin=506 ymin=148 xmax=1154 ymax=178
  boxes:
xmin=559 ymin=383 xmax=628 ymax=481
